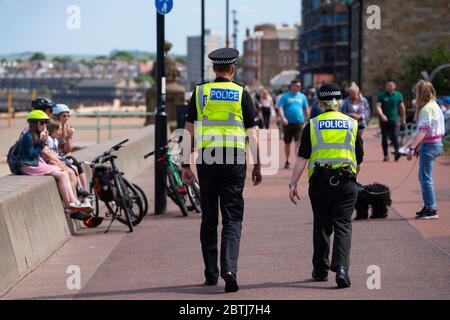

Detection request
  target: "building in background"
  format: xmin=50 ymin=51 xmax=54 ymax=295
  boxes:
xmin=349 ymin=0 xmax=450 ymax=105
xmin=299 ymin=0 xmax=350 ymax=88
xmin=187 ymin=30 xmax=227 ymax=90
xmin=243 ymin=24 xmax=299 ymax=88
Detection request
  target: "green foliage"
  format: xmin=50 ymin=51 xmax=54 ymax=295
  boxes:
xmin=135 ymin=73 xmax=155 ymax=87
xmin=400 ymin=43 xmax=450 ymax=95
xmin=174 ymin=55 xmax=187 ymax=65
xmin=29 ymin=52 xmax=46 ymax=61
xmin=110 ymin=51 xmax=134 ymax=61
xmin=138 ymin=55 xmax=155 ymax=63
xmin=52 ymin=56 xmax=72 ymax=64
xmin=95 ymin=55 xmax=108 ymax=61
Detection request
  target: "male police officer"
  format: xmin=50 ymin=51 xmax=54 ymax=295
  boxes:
xmin=182 ymin=48 xmax=262 ymax=293
xmin=288 ymin=83 xmax=364 ymax=288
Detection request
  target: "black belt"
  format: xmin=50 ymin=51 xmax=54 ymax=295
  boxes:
xmin=311 ymin=163 xmax=355 ymax=187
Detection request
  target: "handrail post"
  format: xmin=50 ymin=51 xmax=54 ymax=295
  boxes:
xmin=7 ymin=89 xmax=13 ymax=128
xmin=108 ymin=110 xmax=112 ymax=140
xmin=96 ymin=111 xmax=100 ymax=144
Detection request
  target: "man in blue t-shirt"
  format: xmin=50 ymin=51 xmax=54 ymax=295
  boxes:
xmin=277 ymin=80 xmax=310 ymax=169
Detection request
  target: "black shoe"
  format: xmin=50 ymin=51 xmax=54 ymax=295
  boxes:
xmin=284 ymin=161 xmax=290 ymax=169
xmin=77 ymin=187 xmax=91 ymax=198
xmin=416 ymin=207 xmax=426 ymax=217
xmin=70 ymin=211 xmax=92 ymax=221
xmin=415 ymin=208 xmax=439 ymax=220
xmin=312 ymin=270 xmax=328 ymax=281
xmin=203 ymin=278 xmax=218 ymax=286
xmin=383 ymin=156 xmax=389 ymax=162
xmin=222 ymin=272 xmax=239 ymax=293
xmin=335 ymin=266 xmax=351 ymax=288
xmin=394 ymin=153 xmax=401 ymax=161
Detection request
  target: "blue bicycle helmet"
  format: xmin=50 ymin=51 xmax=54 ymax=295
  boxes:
xmin=31 ymin=97 xmax=56 ymax=111
xmin=53 ymin=104 xmax=71 ymax=115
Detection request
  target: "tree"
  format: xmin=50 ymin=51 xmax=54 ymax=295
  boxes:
xmin=95 ymin=55 xmax=108 ymax=61
xmin=400 ymin=43 xmax=450 ymax=95
xmin=110 ymin=51 xmax=134 ymax=61
xmin=29 ymin=52 xmax=46 ymax=61
xmin=52 ymin=56 xmax=72 ymax=65
xmin=174 ymin=55 xmax=187 ymax=65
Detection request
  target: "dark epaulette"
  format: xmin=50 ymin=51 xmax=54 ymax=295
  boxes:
xmin=232 ymin=81 xmax=245 ymax=88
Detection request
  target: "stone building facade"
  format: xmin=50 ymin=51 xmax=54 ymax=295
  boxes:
xmin=243 ymin=24 xmax=299 ymax=88
xmin=350 ymin=0 xmax=450 ymax=105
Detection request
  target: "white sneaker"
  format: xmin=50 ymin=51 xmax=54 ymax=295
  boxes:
xmin=65 ymin=201 xmax=92 ymax=213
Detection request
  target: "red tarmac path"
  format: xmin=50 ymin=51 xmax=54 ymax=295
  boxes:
xmin=2 ymin=125 xmax=449 ymax=300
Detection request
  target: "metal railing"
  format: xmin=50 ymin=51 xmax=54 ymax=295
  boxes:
xmin=72 ymin=111 xmax=155 ymax=144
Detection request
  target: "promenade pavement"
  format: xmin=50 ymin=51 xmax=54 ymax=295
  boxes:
xmin=2 ymin=125 xmax=449 ymax=300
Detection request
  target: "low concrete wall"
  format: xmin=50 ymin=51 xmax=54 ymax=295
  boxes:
xmin=0 ymin=176 xmax=70 ymax=295
xmin=0 ymin=125 xmax=154 ymax=296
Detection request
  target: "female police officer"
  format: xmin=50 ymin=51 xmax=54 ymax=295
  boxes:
xmin=288 ymin=83 xmax=364 ymax=288
xmin=182 ymin=48 xmax=262 ymax=293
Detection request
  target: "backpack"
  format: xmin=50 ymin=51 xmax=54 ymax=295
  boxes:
xmin=93 ymin=165 xmax=114 ymax=202
xmin=7 ymin=134 xmax=23 ymax=175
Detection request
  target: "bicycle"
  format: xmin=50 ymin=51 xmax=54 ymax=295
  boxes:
xmin=84 ymin=139 xmax=145 ymax=233
xmin=143 ymin=139 xmax=201 ymax=216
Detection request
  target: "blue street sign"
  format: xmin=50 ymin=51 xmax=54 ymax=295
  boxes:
xmin=155 ymin=0 xmax=173 ymax=15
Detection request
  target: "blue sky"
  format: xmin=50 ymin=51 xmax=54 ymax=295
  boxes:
xmin=0 ymin=0 xmax=301 ymax=56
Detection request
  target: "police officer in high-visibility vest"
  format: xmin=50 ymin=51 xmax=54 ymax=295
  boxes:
xmin=288 ymin=83 xmax=364 ymax=288
xmin=182 ymin=48 xmax=262 ymax=293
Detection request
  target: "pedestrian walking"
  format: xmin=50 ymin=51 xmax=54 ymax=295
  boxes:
xmin=288 ymin=83 xmax=364 ymax=288
xmin=260 ymin=88 xmax=274 ymax=129
xmin=340 ymin=82 xmax=371 ymax=137
xmin=277 ymin=80 xmax=310 ymax=169
xmin=407 ymin=81 xmax=445 ymax=220
xmin=181 ymin=48 xmax=262 ymax=293
xmin=376 ymin=80 xmax=406 ymax=161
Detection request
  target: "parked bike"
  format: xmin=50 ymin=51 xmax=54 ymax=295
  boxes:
xmin=144 ymin=139 xmax=201 ymax=216
xmin=84 ymin=139 xmax=145 ymax=233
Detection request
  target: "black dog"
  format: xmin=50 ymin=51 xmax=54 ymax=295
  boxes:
xmin=355 ymin=183 xmax=392 ymax=220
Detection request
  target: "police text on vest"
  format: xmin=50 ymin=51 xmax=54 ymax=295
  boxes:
xmin=318 ymin=120 xmax=349 ymax=130
xmin=210 ymin=88 xmax=240 ymax=102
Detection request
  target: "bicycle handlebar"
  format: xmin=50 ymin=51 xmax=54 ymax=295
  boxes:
xmin=143 ymin=138 xmax=179 ymax=159
xmin=87 ymin=139 xmax=129 ymax=166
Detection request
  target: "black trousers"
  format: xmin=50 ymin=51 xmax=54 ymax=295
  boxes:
xmin=261 ymin=107 xmax=271 ymax=129
xmin=380 ymin=121 xmax=399 ymax=156
xmin=308 ymin=175 xmax=357 ymax=274
xmin=196 ymin=163 xmax=246 ymax=282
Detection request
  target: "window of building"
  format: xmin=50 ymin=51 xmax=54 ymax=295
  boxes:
xmin=279 ymin=56 xmax=289 ymax=66
xmin=279 ymin=40 xmax=291 ymax=51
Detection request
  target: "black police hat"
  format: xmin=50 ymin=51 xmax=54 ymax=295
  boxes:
xmin=208 ymin=48 xmax=239 ymax=65
xmin=318 ymin=82 xmax=342 ymax=101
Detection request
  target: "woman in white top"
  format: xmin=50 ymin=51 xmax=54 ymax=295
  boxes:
xmin=259 ymin=89 xmax=274 ymax=129
xmin=407 ymin=80 xmax=445 ymax=220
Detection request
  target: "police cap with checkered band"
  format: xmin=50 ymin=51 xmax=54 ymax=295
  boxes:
xmin=208 ymin=48 xmax=239 ymax=65
xmin=318 ymin=82 xmax=342 ymax=101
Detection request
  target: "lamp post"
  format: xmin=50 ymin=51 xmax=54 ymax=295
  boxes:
xmin=155 ymin=9 xmax=168 ymax=215
xmin=201 ymin=0 xmax=205 ymax=83
xmin=226 ymin=0 xmax=229 ymax=48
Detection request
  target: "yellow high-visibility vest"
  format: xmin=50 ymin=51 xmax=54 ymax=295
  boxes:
xmin=308 ymin=111 xmax=358 ymax=177
xmin=194 ymin=81 xmax=247 ymax=149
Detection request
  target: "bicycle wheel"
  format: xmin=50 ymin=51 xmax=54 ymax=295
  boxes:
xmin=89 ymin=192 xmax=101 ymax=218
xmin=131 ymin=182 xmax=148 ymax=216
xmin=187 ymin=180 xmax=201 ymax=213
xmin=113 ymin=178 xmax=145 ymax=227
xmin=167 ymin=169 xmax=189 ymax=217
xmin=112 ymin=175 xmax=134 ymax=232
